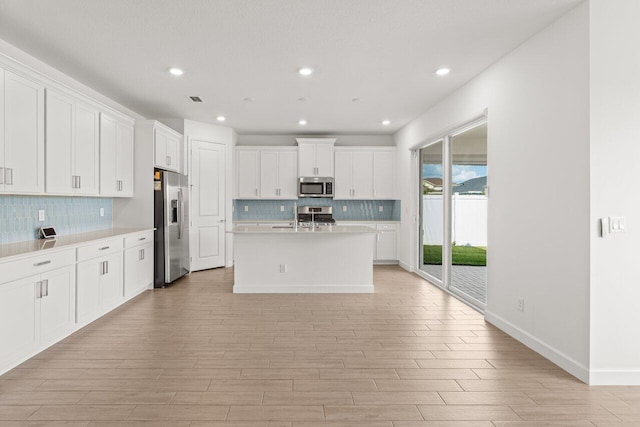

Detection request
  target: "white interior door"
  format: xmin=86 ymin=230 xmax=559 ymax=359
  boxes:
xmin=190 ymin=140 xmax=226 ymax=271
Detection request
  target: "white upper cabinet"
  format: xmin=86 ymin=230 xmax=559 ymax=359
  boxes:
xmin=259 ymin=148 xmax=298 ymax=199
xmin=100 ymin=113 xmax=134 ymax=197
xmin=45 ymin=89 xmax=99 ymax=195
xmin=335 ymin=148 xmax=395 ymax=200
xmin=0 ymin=69 xmax=45 ymax=194
xmin=296 ymin=138 xmax=335 ymax=177
xmin=373 ymin=150 xmax=395 ymax=199
xmin=334 ymin=150 xmax=373 ymax=199
xmin=236 ymin=149 xmax=259 ymax=198
xmin=153 ymin=124 xmax=181 ymax=172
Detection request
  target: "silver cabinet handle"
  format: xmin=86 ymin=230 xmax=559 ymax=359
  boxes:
xmin=141 ymin=248 xmax=145 ymax=261
xmin=100 ymin=261 xmax=104 ymax=275
xmin=34 ymin=260 xmax=51 ymax=267
xmin=78 ymin=175 xmax=81 ymax=189
xmin=105 ymin=260 xmax=109 ymax=275
xmin=138 ymin=237 xmax=146 ymax=241
xmin=0 ymin=167 xmax=4 ymax=185
xmin=255 ymin=188 xmax=258 ymax=196
xmin=139 ymin=249 xmax=142 ymax=261
xmin=71 ymin=175 xmax=76 ymax=189
xmin=35 ymin=281 xmax=42 ymax=299
xmin=99 ymin=246 xmax=110 ymax=251
xmin=6 ymin=168 xmax=13 ymax=185
xmin=217 ymin=219 xmax=226 ymax=223
xmin=42 ymin=279 xmax=49 ymax=297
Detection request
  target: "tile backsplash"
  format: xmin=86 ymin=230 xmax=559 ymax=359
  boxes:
xmin=0 ymin=196 xmax=113 ymax=244
xmin=234 ymin=199 xmax=401 ymax=222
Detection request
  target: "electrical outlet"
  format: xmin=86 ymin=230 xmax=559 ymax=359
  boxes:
xmin=517 ymin=298 xmax=525 ymax=312
xmin=38 ymin=209 xmax=45 ymax=222
xmin=342 ymin=206 xmax=347 ymax=212
xmin=280 ymin=205 xmax=285 ymax=212
xmin=244 ymin=206 xmax=249 ymax=212
xmin=100 ymin=207 xmax=105 ymax=217
xmin=379 ymin=206 xmax=384 ymax=212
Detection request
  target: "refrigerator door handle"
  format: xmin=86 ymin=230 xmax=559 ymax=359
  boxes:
xmin=177 ymin=188 xmax=183 ymax=240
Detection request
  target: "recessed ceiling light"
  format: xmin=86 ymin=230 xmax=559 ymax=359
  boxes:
xmin=382 ymin=120 xmax=391 ymax=126
xmin=435 ymin=67 xmax=451 ymax=76
xmin=298 ymin=119 xmax=307 ymax=125
xmin=168 ymin=67 xmax=184 ymax=76
xmin=243 ymin=97 xmax=254 ymax=102
xmin=352 ymin=98 xmax=360 ymax=102
xmin=216 ymin=115 xmax=226 ymax=122
xmin=297 ymin=97 xmax=308 ymax=102
xmin=298 ymin=67 xmax=313 ymax=76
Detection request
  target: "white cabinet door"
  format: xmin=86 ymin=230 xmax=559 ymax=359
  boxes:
xmin=76 ymin=258 xmax=101 ymax=324
xmin=100 ymin=114 xmax=133 ymax=197
xmin=278 ymin=150 xmax=298 ymax=199
xmin=259 ymin=150 xmax=278 ymax=198
xmin=297 ymin=144 xmax=315 ymax=176
xmin=154 ymin=128 xmax=168 ymax=169
xmin=99 ymin=114 xmax=118 ymax=195
xmin=74 ymin=103 xmax=100 ymax=195
xmin=2 ymin=70 xmax=45 ymax=194
xmin=236 ymin=150 xmax=259 ymax=198
xmin=334 ymin=151 xmax=352 ymax=200
xmin=315 ymin=143 xmax=334 ymax=177
xmin=376 ymin=230 xmax=397 ymax=260
xmin=166 ymin=133 xmax=180 ymax=171
xmin=100 ymin=253 xmax=123 ymax=312
xmin=0 ymin=275 xmax=38 ymax=369
xmin=153 ymin=126 xmax=180 ymax=172
xmin=351 ymin=151 xmax=374 ymax=199
xmin=45 ymin=90 xmax=74 ymax=194
xmin=124 ymin=243 xmax=152 ymax=298
xmin=116 ymin=121 xmax=134 ymax=197
xmin=373 ymin=150 xmax=395 ymax=199
xmin=39 ymin=266 xmax=75 ymax=346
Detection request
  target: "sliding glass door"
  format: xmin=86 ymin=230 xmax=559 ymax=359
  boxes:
xmin=418 ymin=121 xmax=487 ymax=309
xmin=419 ymin=140 xmax=444 ymax=285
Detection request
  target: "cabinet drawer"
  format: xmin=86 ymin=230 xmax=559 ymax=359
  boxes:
xmin=376 ymin=223 xmax=398 ymax=231
xmin=76 ymin=238 xmax=123 ymax=262
xmin=0 ymin=248 xmax=75 ymax=285
xmin=124 ymin=231 xmax=154 ymax=249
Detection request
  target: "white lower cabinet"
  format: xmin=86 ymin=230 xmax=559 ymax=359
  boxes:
xmin=76 ymin=252 xmax=123 ymax=325
xmin=0 ymin=263 xmax=75 ymax=371
xmin=124 ymin=242 xmax=153 ymax=298
xmin=375 ymin=223 xmax=398 ymax=261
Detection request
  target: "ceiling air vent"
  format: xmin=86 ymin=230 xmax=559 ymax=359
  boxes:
xmin=188 ymin=96 xmax=204 ymax=103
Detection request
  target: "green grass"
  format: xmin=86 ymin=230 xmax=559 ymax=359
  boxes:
xmin=423 ymin=245 xmax=486 ymax=266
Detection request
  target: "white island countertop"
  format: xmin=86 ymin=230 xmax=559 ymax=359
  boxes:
xmin=230 ymin=225 xmax=376 ymax=234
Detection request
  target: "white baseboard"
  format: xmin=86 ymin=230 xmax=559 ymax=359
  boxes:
xmin=233 ymin=284 xmax=375 ymax=293
xmin=399 ymin=261 xmax=414 ymax=272
xmin=484 ymin=310 xmax=589 ymax=384
xmin=589 ymin=369 xmax=640 ymax=385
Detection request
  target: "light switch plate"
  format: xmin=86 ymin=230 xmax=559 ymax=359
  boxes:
xmin=38 ymin=209 xmax=45 ymax=222
xmin=342 ymin=206 xmax=347 ymax=212
xmin=379 ymin=206 xmax=384 ymax=212
xmin=244 ymin=206 xmax=249 ymax=212
xmin=100 ymin=207 xmax=105 ymax=217
xmin=280 ymin=205 xmax=285 ymax=212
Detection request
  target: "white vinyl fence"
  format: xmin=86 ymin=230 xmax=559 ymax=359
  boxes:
xmin=423 ymin=194 xmax=487 ymax=246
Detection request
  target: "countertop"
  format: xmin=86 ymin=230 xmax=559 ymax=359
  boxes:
xmin=0 ymin=228 xmax=154 ymax=261
xmin=231 ymin=225 xmax=376 ymax=234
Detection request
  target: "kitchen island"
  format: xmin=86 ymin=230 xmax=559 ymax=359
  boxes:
xmin=231 ymin=225 xmax=376 ymax=293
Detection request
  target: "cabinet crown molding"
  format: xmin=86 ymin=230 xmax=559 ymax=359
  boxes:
xmin=295 ymin=138 xmax=336 ymax=145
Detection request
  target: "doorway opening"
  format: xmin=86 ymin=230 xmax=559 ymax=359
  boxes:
xmin=418 ymin=119 xmax=487 ymax=309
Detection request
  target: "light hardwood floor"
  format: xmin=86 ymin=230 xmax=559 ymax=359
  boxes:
xmin=0 ymin=265 xmax=639 ymax=426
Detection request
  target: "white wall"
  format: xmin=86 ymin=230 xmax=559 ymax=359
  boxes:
xmin=589 ymin=0 xmax=640 ymax=385
xmin=395 ymin=3 xmax=591 ymax=381
xmin=183 ymin=120 xmax=237 ymax=268
xmin=237 ymin=134 xmax=393 ymax=147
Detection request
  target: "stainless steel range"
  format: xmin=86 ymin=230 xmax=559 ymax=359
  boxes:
xmin=297 ymin=206 xmax=336 ymax=226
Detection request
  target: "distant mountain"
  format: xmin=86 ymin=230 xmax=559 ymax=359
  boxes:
xmin=454 ymin=176 xmax=487 ymax=194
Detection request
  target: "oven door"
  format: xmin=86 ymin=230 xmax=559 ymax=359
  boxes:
xmin=299 ymin=181 xmax=325 ymax=197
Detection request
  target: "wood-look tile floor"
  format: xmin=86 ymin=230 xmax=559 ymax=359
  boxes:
xmin=1 ymin=266 xmax=639 ymax=426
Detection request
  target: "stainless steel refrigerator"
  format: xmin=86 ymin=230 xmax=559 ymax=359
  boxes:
xmin=154 ymin=169 xmax=189 ymax=287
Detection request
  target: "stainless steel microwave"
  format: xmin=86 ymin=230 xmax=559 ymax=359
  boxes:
xmin=298 ymin=177 xmax=334 ymax=198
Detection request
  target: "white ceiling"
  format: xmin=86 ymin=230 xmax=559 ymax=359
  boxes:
xmin=0 ymin=0 xmax=580 ymax=135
